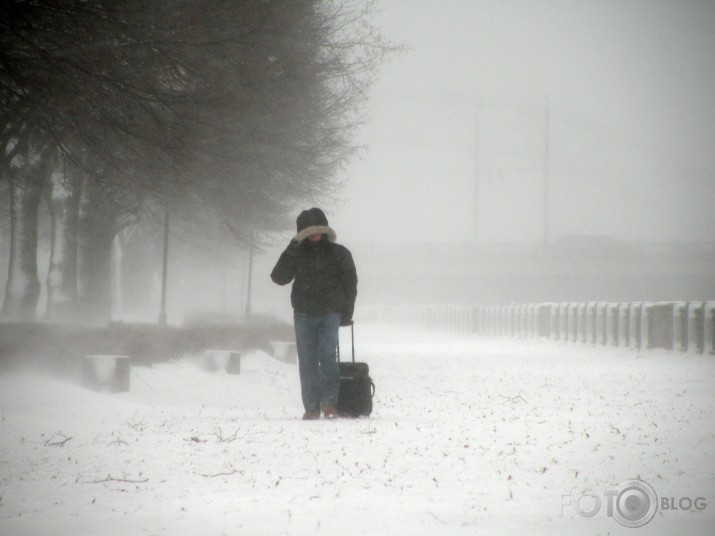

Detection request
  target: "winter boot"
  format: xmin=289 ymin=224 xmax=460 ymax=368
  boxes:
xmin=323 ymin=404 xmax=338 ymax=419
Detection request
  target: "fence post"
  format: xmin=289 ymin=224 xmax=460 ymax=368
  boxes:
xmin=682 ymin=302 xmax=701 ymax=353
xmin=561 ymin=303 xmax=571 ymax=342
xmin=594 ymin=303 xmax=604 ymax=345
xmin=676 ymin=302 xmax=687 ymax=352
xmin=706 ymin=302 xmax=715 ymax=354
xmin=649 ymin=302 xmax=677 ymax=350
xmin=617 ymin=303 xmax=628 ymax=347
xmin=587 ymin=302 xmax=596 ymax=345
xmin=514 ymin=304 xmax=521 ymax=338
xmin=578 ymin=303 xmax=587 ymax=344
xmin=537 ymin=304 xmax=550 ymax=338
xmin=567 ymin=303 xmax=576 ymax=343
xmin=555 ymin=304 xmax=563 ymax=342
xmin=551 ymin=304 xmax=560 ymax=341
xmin=627 ymin=303 xmax=639 ymax=350
xmin=559 ymin=303 xmax=568 ymax=342
xmin=640 ymin=303 xmax=652 ymax=351
xmin=606 ymin=303 xmax=619 ymax=346
xmin=526 ymin=304 xmax=534 ymax=337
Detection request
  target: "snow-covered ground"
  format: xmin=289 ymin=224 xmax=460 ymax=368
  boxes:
xmin=1 ymin=324 xmax=713 ymax=536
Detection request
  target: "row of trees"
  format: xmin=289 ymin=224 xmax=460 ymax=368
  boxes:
xmin=1 ymin=1 xmax=389 ymax=323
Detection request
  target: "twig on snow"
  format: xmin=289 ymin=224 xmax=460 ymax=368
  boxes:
xmin=426 ymin=511 xmax=448 ymax=524
xmin=201 ymin=468 xmax=243 ymax=478
xmin=125 ymin=419 xmax=146 ymax=432
xmin=213 ymin=428 xmax=240 ymax=443
xmin=501 ymin=391 xmax=528 ymax=404
xmin=21 ymin=432 xmax=72 ymax=447
xmin=79 ymin=474 xmax=149 ymax=484
xmin=44 ymin=433 xmax=72 ymax=447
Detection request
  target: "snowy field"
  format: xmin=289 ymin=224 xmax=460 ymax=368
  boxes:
xmin=1 ymin=324 xmax=713 ymax=536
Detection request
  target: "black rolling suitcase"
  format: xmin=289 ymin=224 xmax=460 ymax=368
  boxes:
xmin=336 ymin=322 xmax=375 ymax=417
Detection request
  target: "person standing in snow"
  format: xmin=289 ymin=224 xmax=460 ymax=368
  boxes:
xmin=270 ymin=208 xmax=358 ymax=420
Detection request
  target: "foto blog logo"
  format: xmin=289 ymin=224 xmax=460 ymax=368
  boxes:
xmin=561 ymin=478 xmax=708 ymax=528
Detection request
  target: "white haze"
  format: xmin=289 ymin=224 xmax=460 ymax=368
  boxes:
xmin=330 ymin=0 xmax=715 ymax=245
xmin=2 ymin=5 xmax=714 ymax=534
xmin=2 ymin=1 xmax=715 ymax=323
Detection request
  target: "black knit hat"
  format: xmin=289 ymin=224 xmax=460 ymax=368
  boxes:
xmin=296 ymin=207 xmax=329 ymax=233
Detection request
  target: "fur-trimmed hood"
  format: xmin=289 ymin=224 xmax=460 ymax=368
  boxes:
xmin=294 ymin=208 xmax=336 ymax=243
xmin=294 ymin=225 xmax=337 ymax=243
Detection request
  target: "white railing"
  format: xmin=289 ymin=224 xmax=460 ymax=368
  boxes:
xmin=372 ymin=301 xmax=715 ymax=354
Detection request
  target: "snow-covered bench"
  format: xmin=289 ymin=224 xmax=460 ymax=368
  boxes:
xmin=82 ymin=355 xmax=130 ymax=392
xmin=269 ymin=341 xmax=297 ymax=364
xmin=202 ymin=349 xmax=241 ymax=374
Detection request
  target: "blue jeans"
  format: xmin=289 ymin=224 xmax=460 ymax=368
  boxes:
xmin=293 ymin=312 xmax=340 ymax=412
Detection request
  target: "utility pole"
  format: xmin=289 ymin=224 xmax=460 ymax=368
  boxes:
xmin=474 ymin=104 xmax=481 ymax=243
xmin=158 ymin=200 xmax=169 ymax=326
xmin=244 ymin=228 xmax=254 ymax=318
xmin=543 ymin=96 xmax=550 ymax=246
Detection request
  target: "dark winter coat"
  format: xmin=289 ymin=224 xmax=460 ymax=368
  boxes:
xmin=270 ymin=229 xmax=357 ymax=323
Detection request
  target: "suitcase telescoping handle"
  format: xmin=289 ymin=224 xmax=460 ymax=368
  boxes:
xmin=337 ymin=320 xmax=355 ymax=363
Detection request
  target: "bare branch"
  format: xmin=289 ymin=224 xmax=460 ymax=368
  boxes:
xmin=79 ymin=474 xmax=149 ymax=484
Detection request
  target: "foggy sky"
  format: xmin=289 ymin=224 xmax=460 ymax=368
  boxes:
xmin=330 ymin=0 xmax=715 ymax=244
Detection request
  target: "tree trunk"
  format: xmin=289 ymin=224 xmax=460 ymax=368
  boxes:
xmin=1 ymin=149 xmax=51 ymax=322
xmin=77 ymin=232 xmax=113 ymax=324
xmin=45 ymin=167 xmax=81 ymax=322
xmin=111 ymin=230 xmax=125 ymax=318
xmin=77 ymin=176 xmax=116 ymax=325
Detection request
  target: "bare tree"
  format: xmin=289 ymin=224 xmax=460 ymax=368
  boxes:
xmin=1 ymin=137 xmax=54 ymax=320
xmin=77 ymin=172 xmax=139 ymax=324
xmin=44 ymin=154 xmax=81 ymax=321
xmin=1 ymin=0 xmax=393 ymax=322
